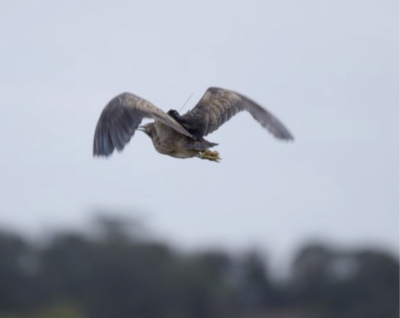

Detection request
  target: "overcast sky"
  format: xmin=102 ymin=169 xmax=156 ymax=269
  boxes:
xmin=0 ymin=1 xmax=398 ymax=269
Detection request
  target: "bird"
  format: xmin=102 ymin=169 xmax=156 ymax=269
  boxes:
xmin=93 ymin=87 xmax=294 ymax=162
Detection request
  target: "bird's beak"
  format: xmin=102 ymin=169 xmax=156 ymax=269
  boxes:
xmin=137 ymin=125 xmax=146 ymax=132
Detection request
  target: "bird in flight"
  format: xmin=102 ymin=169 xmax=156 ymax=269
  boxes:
xmin=93 ymin=87 xmax=293 ymax=162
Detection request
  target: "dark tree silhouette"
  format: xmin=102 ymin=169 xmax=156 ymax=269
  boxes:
xmin=0 ymin=218 xmax=397 ymax=318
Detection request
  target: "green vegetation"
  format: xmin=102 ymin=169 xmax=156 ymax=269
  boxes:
xmin=0 ymin=215 xmax=397 ymax=318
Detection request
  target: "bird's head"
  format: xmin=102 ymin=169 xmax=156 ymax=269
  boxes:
xmin=137 ymin=123 xmax=154 ymax=137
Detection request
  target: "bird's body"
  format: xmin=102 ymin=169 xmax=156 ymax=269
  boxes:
xmin=143 ymin=120 xmax=220 ymax=160
xmin=93 ymin=87 xmax=293 ymax=162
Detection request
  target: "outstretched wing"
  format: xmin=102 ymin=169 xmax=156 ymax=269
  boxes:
xmin=181 ymin=87 xmax=294 ymax=140
xmin=93 ymin=92 xmax=193 ymax=156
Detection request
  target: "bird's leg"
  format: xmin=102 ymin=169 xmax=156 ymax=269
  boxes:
xmin=198 ymin=150 xmax=221 ymax=162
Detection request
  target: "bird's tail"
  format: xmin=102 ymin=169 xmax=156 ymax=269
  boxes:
xmin=186 ymin=139 xmax=218 ymax=151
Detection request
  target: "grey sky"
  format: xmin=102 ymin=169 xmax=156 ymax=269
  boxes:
xmin=0 ymin=1 xmax=398 ymax=269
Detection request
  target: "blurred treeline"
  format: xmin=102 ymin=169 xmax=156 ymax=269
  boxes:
xmin=0 ymin=215 xmax=398 ymax=318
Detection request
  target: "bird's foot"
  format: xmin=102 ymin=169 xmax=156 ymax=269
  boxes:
xmin=198 ymin=150 xmax=221 ymax=162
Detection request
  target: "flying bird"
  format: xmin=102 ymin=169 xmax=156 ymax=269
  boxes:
xmin=93 ymin=87 xmax=293 ymax=162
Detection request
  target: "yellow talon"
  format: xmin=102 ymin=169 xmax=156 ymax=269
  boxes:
xmin=199 ymin=150 xmax=221 ymax=162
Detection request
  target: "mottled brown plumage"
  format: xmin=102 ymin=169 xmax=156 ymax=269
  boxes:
xmin=93 ymin=87 xmax=294 ymax=162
